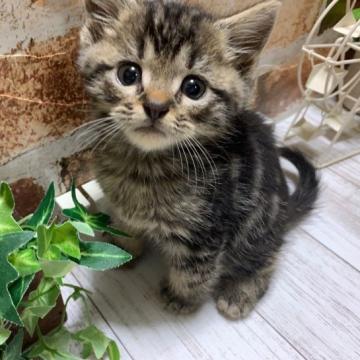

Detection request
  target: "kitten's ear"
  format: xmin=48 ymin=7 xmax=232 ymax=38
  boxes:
xmin=215 ymin=0 xmax=280 ymax=74
xmin=82 ymin=0 xmax=140 ymax=45
xmin=84 ymin=0 xmax=119 ymax=21
xmin=81 ymin=0 xmax=119 ymax=45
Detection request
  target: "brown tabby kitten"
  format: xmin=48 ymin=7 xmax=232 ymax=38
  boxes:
xmin=78 ymin=0 xmax=318 ymax=319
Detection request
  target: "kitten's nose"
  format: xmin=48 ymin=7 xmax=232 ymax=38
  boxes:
xmin=143 ymin=102 xmax=169 ymax=122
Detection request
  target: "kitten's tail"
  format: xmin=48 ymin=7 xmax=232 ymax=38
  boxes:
xmin=279 ymin=147 xmax=319 ymax=224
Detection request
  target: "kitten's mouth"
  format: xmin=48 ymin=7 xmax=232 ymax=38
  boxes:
xmin=135 ymin=125 xmax=166 ymax=136
xmin=126 ymin=123 xmax=173 ymax=152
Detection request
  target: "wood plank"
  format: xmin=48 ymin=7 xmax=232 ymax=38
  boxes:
xmin=300 ymin=167 xmax=360 ymax=270
xmin=258 ymin=229 xmax=360 ymax=360
xmin=61 ymin=273 xmax=133 ymax=360
xmin=327 ymin=154 xmax=360 ymax=188
xmin=73 ymin=254 xmax=304 ymax=360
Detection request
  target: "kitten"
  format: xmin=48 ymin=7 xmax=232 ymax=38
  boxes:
xmin=78 ymin=0 xmax=319 ymax=319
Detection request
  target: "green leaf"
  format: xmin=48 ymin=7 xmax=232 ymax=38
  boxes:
xmin=37 ymin=225 xmax=52 ymax=259
xmin=29 ymin=345 xmax=84 ymax=360
xmin=9 ymin=274 xmax=35 ymax=308
xmin=103 ymin=226 xmax=130 ymax=238
xmin=21 ymin=278 xmax=60 ymax=336
xmin=37 ymin=226 xmax=62 ymax=260
xmin=62 ymin=207 xmax=84 ymax=223
xmin=86 ymin=212 xmax=111 ymax=228
xmin=20 ymin=313 xmax=38 ymax=338
xmin=61 ymin=183 xmax=88 ymax=223
xmin=108 ymin=340 xmax=121 ymax=360
xmin=38 ymin=222 xmax=81 ymax=261
xmin=0 ymin=327 xmax=11 ymax=346
xmin=2 ymin=329 xmax=23 ymax=360
xmin=27 ymin=327 xmax=87 ymax=360
xmin=78 ymin=241 xmax=132 ymax=270
xmin=81 ymin=342 xmax=93 ymax=358
xmin=0 ymin=231 xmax=34 ymax=325
xmin=70 ymin=221 xmax=95 ymax=237
xmin=353 ymin=8 xmax=360 ymax=21
xmin=27 ymin=183 xmax=55 ymax=228
xmin=51 ymin=222 xmax=81 ymax=260
xmin=40 ymin=259 xmax=75 ymax=278
xmin=27 ymin=328 xmax=72 ymax=359
xmin=63 ymin=207 xmax=130 ymax=238
xmin=0 ymin=182 xmax=22 ymax=235
xmin=63 ymin=183 xmax=130 ymax=238
xmin=8 ymin=248 xmax=41 ymax=276
xmin=75 ymin=325 xmax=110 ymax=359
xmin=71 ymin=181 xmax=87 ymax=211
xmin=75 ymin=326 xmax=120 ymax=360
xmin=38 ymin=351 xmax=82 ymax=360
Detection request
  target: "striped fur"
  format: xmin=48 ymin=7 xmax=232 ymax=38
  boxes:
xmin=78 ymin=0 xmax=318 ymax=319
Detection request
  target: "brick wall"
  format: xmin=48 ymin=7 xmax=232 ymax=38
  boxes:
xmin=0 ymin=0 xmax=323 ymax=206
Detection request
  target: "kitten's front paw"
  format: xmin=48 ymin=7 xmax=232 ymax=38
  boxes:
xmin=160 ymin=282 xmax=198 ymax=315
xmin=216 ymin=292 xmax=255 ymax=320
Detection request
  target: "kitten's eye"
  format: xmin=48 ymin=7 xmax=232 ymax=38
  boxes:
xmin=181 ymin=76 xmax=206 ymax=100
xmin=118 ymin=62 xmax=142 ymax=86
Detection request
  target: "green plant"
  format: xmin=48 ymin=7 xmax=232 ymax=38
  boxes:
xmin=320 ymin=0 xmax=348 ymax=33
xmin=0 ymin=181 xmax=131 ymax=359
xmin=320 ymin=0 xmax=360 ymax=33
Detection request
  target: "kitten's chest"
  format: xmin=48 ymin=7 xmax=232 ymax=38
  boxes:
xmin=96 ymin=155 xmax=206 ymax=237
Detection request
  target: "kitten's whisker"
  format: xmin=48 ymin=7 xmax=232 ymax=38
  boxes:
xmin=186 ymin=138 xmax=207 ymax=188
xmin=77 ymin=122 xmax=119 ymax=153
xmin=189 ymin=138 xmax=216 ymax=191
xmin=191 ymin=137 xmax=218 ymax=186
xmin=184 ymin=139 xmax=199 ymax=191
xmin=75 ymin=122 xmax=117 ymax=151
xmin=191 ymin=137 xmax=217 ymax=172
xmin=75 ymin=117 xmax=115 ymax=135
xmin=75 ymin=126 xmax=113 ymax=152
xmin=76 ymin=122 xmax=114 ymax=142
xmin=73 ymin=115 xmax=112 ymax=129
xmin=169 ymin=136 xmax=176 ymax=171
xmin=179 ymin=142 xmax=190 ymax=183
xmin=171 ymin=146 xmax=175 ymax=169
xmin=175 ymin=143 xmax=184 ymax=177
xmin=76 ymin=120 xmax=114 ymax=138
xmin=101 ymin=124 xmax=123 ymax=150
xmin=90 ymin=123 xmax=121 ymax=154
xmin=72 ymin=116 xmax=113 ymax=135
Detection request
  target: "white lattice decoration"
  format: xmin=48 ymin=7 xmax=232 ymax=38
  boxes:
xmin=283 ymin=0 xmax=360 ymax=168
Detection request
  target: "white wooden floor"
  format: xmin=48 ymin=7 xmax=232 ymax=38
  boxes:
xmin=60 ymin=123 xmax=360 ymax=360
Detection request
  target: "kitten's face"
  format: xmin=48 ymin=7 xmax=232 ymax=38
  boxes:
xmin=79 ymin=0 xmax=279 ymax=152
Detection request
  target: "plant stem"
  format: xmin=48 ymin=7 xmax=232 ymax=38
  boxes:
xmin=36 ymin=326 xmax=56 ymax=353
xmin=61 ymin=283 xmax=92 ymax=294
xmin=18 ymin=214 xmax=33 ymax=225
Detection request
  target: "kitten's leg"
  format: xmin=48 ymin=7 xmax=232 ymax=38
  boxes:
xmin=215 ymin=264 xmax=274 ymax=320
xmin=161 ymin=252 xmax=218 ymax=315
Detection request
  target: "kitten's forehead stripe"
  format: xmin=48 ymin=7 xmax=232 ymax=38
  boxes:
xmin=143 ymin=2 xmax=207 ymax=65
xmin=137 ymin=33 xmax=146 ymax=60
xmin=188 ymin=47 xmax=200 ymax=69
xmin=88 ymin=22 xmax=104 ymax=43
